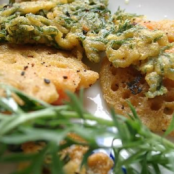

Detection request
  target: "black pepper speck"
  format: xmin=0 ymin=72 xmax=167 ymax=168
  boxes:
xmin=63 ymin=76 xmax=68 ymax=79
xmin=44 ymin=78 xmax=51 ymax=84
xmin=21 ymin=71 xmax=25 ymax=76
xmin=24 ymin=66 xmax=28 ymax=70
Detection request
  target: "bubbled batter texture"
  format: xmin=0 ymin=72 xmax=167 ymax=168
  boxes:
xmin=100 ymin=58 xmax=174 ymax=135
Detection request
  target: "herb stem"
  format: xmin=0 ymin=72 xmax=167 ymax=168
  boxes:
xmin=59 ymin=110 xmax=114 ymax=126
xmin=150 ymin=133 xmax=174 ymax=149
xmin=0 ymin=106 xmax=68 ymax=136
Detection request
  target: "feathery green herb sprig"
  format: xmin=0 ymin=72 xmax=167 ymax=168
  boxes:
xmin=0 ymin=85 xmax=174 ymax=174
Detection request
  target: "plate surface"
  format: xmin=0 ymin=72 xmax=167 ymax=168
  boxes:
xmin=1 ymin=0 xmax=174 ymax=173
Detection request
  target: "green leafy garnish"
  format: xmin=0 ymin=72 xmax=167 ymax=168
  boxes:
xmin=0 ymin=85 xmax=174 ymax=174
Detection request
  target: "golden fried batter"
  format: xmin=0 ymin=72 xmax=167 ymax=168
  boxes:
xmin=137 ymin=19 xmax=174 ymax=42
xmin=0 ymin=44 xmax=99 ymax=104
xmin=20 ymin=142 xmax=113 ymax=174
xmin=100 ymin=58 xmax=174 ymax=135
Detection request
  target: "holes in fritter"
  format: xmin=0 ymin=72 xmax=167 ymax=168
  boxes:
xmin=164 ymin=95 xmax=174 ymax=102
xmin=164 ymin=79 xmax=174 ymax=88
xmin=121 ymin=82 xmax=127 ymax=88
xmin=122 ymin=91 xmax=131 ymax=99
xmin=150 ymin=101 xmax=162 ymax=111
xmin=111 ymin=67 xmax=117 ymax=76
xmin=163 ymin=107 xmax=174 ymax=115
xmin=111 ymin=83 xmax=119 ymax=91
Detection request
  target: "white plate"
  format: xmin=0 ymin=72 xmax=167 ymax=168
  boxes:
xmin=1 ymin=0 xmax=174 ymax=173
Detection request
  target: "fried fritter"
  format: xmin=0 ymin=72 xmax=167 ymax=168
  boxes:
xmin=0 ymin=44 xmax=99 ymax=104
xmin=0 ymin=0 xmax=109 ymax=60
xmin=20 ymin=141 xmax=113 ymax=174
xmin=100 ymin=58 xmax=174 ymax=135
xmin=137 ymin=19 xmax=174 ymax=42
